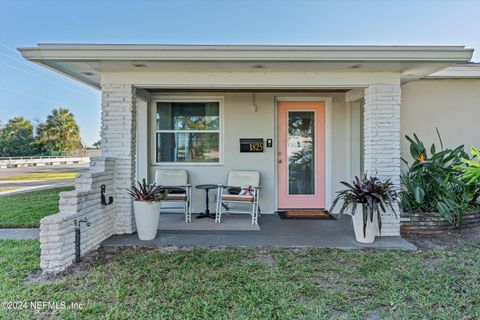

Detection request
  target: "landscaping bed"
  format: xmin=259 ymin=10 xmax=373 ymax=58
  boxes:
xmin=0 ymin=187 xmax=74 ymax=228
xmin=400 ymin=132 xmax=480 ymax=235
xmin=401 ymin=211 xmax=480 ymax=234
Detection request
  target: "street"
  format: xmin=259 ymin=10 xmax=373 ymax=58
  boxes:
xmin=0 ymin=163 xmax=89 ymax=196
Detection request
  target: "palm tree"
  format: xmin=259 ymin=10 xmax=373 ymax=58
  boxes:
xmin=35 ymin=108 xmax=81 ymax=153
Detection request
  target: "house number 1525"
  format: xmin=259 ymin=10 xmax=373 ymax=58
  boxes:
xmin=249 ymin=143 xmax=264 ymax=152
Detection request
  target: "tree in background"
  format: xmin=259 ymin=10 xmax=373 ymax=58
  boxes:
xmin=0 ymin=117 xmax=34 ymax=156
xmin=35 ymin=108 xmax=82 ymax=153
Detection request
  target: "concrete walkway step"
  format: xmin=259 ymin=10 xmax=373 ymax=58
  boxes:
xmin=101 ymin=215 xmax=417 ymax=251
xmin=0 ymin=228 xmax=39 ymax=240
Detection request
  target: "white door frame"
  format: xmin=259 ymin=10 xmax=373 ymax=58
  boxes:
xmin=274 ymin=97 xmax=333 ymax=211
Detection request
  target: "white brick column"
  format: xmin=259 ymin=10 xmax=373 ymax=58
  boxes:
xmin=101 ymin=83 xmax=137 ymax=234
xmin=363 ymin=84 xmax=401 ymax=236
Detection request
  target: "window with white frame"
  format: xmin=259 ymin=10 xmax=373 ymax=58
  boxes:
xmin=155 ymin=101 xmax=220 ymax=163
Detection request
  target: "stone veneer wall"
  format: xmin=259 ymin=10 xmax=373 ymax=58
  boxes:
xmin=363 ymin=84 xmax=401 ymax=236
xmin=39 ymin=157 xmax=116 ymax=272
xmin=40 ymin=83 xmax=137 ymax=273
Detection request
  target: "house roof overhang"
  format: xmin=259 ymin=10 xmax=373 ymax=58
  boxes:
xmin=18 ymin=44 xmax=474 ymax=89
xmin=424 ymin=63 xmax=480 ymax=79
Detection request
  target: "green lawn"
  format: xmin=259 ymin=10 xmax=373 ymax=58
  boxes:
xmin=0 ymin=240 xmax=479 ymax=319
xmin=0 ymin=171 xmax=78 ymax=181
xmin=0 ymin=187 xmax=74 ymax=228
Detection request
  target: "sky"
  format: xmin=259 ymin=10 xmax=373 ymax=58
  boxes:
xmin=1 ymin=0 xmax=479 ymax=146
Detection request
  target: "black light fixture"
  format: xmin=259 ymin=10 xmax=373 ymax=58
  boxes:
xmin=132 ymin=63 xmax=147 ymax=68
xmin=252 ymin=64 xmax=265 ymax=69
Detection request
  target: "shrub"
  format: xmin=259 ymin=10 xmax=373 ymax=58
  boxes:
xmin=456 ymin=147 xmax=480 ymax=206
xmin=400 ymin=130 xmax=478 ymax=227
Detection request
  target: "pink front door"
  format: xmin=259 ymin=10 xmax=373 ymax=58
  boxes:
xmin=277 ymin=101 xmax=325 ymax=209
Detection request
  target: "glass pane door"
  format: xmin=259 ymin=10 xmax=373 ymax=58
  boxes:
xmin=287 ymin=111 xmax=315 ymax=195
xmin=277 ymin=101 xmax=325 ymax=209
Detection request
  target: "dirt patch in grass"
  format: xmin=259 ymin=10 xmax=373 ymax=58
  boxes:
xmin=24 ymin=245 xmax=197 ymax=284
xmin=365 ymin=307 xmax=386 ymax=320
xmin=118 ymin=245 xmax=205 ymax=255
xmin=25 ymin=246 xmax=121 ymax=284
xmin=403 ymin=226 xmax=480 ymax=250
xmin=254 ymin=251 xmax=276 ymax=267
xmin=311 ymin=276 xmax=349 ymax=291
xmin=422 ymin=254 xmax=445 ymax=271
xmin=326 ymin=306 xmax=385 ymax=320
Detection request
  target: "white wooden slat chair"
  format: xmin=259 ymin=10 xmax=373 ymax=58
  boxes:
xmin=215 ymin=170 xmax=260 ymax=225
xmin=155 ymin=169 xmax=192 ymax=222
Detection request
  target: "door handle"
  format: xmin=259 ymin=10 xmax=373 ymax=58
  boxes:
xmin=278 ymin=159 xmax=282 ymax=164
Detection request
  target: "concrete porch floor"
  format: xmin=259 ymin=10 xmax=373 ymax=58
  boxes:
xmin=101 ymin=214 xmax=416 ymax=250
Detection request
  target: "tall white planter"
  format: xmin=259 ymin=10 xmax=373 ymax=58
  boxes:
xmin=133 ymin=201 xmax=161 ymax=240
xmin=351 ymin=208 xmax=378 ymax=244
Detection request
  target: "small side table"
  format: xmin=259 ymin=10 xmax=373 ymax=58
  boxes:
xmin=195 ymin=184 xmax=218 ymax=219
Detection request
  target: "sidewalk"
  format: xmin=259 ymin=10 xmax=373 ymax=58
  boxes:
xmin=0 ymin=228 xmax=39 ymax=240
xmin=0 ymin=180 xmax=74 ymax=196
xmin=0 ymin=163 xmax=87 ymax=197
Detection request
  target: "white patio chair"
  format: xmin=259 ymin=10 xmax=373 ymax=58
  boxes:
xmin=215 ymin=170 xmax=260 ymax=225
xmin=155 ymin=169 xmax=192 ymax=222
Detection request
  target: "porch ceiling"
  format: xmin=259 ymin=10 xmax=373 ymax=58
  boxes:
xmin=18 ymin=44 xmax=474 ymax=89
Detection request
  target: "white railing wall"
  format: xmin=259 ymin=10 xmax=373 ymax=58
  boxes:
xmin=0 ymin=156 xmax=90 ymax=168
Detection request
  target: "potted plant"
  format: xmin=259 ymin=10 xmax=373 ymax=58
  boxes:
xmin=127 ymin=179 xmax=167 ymax=240
xmin=330 ymin=174 xmax=398 ymax=243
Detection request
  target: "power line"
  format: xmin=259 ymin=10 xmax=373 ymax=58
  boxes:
xmin=0 ymin=51 xmax=67 ymax=79
xmin=0 ymin=50 xmax=55 ymax=75
xmin=0 ymin=43 xmax=21 ymax=53
xmin=0 ymin=43 xmax=98 ymax=96
xmin=0 ymin=85 xmax=59 ymax=104
xmin=0 ymin=60 xmax=96 ymax=96
xmin=0 ymin=45 xmax=86 ymax=81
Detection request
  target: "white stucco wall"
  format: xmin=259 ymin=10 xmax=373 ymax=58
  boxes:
xmin=147 ymin=92 xmax=351 ymax=213
xmin=401 ymin=79 xmax=480 ymax=161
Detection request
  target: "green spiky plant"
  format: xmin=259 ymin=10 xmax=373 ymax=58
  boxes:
xmin=330 ymin=174 xmax=398 ymax=237
xmin=127 ymin=179 xmax=168 ymax=202
xmin=400 ymin=130 xmax=475 ymax=227
xmin=456 ymin=147 xmax=480 ymax=206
